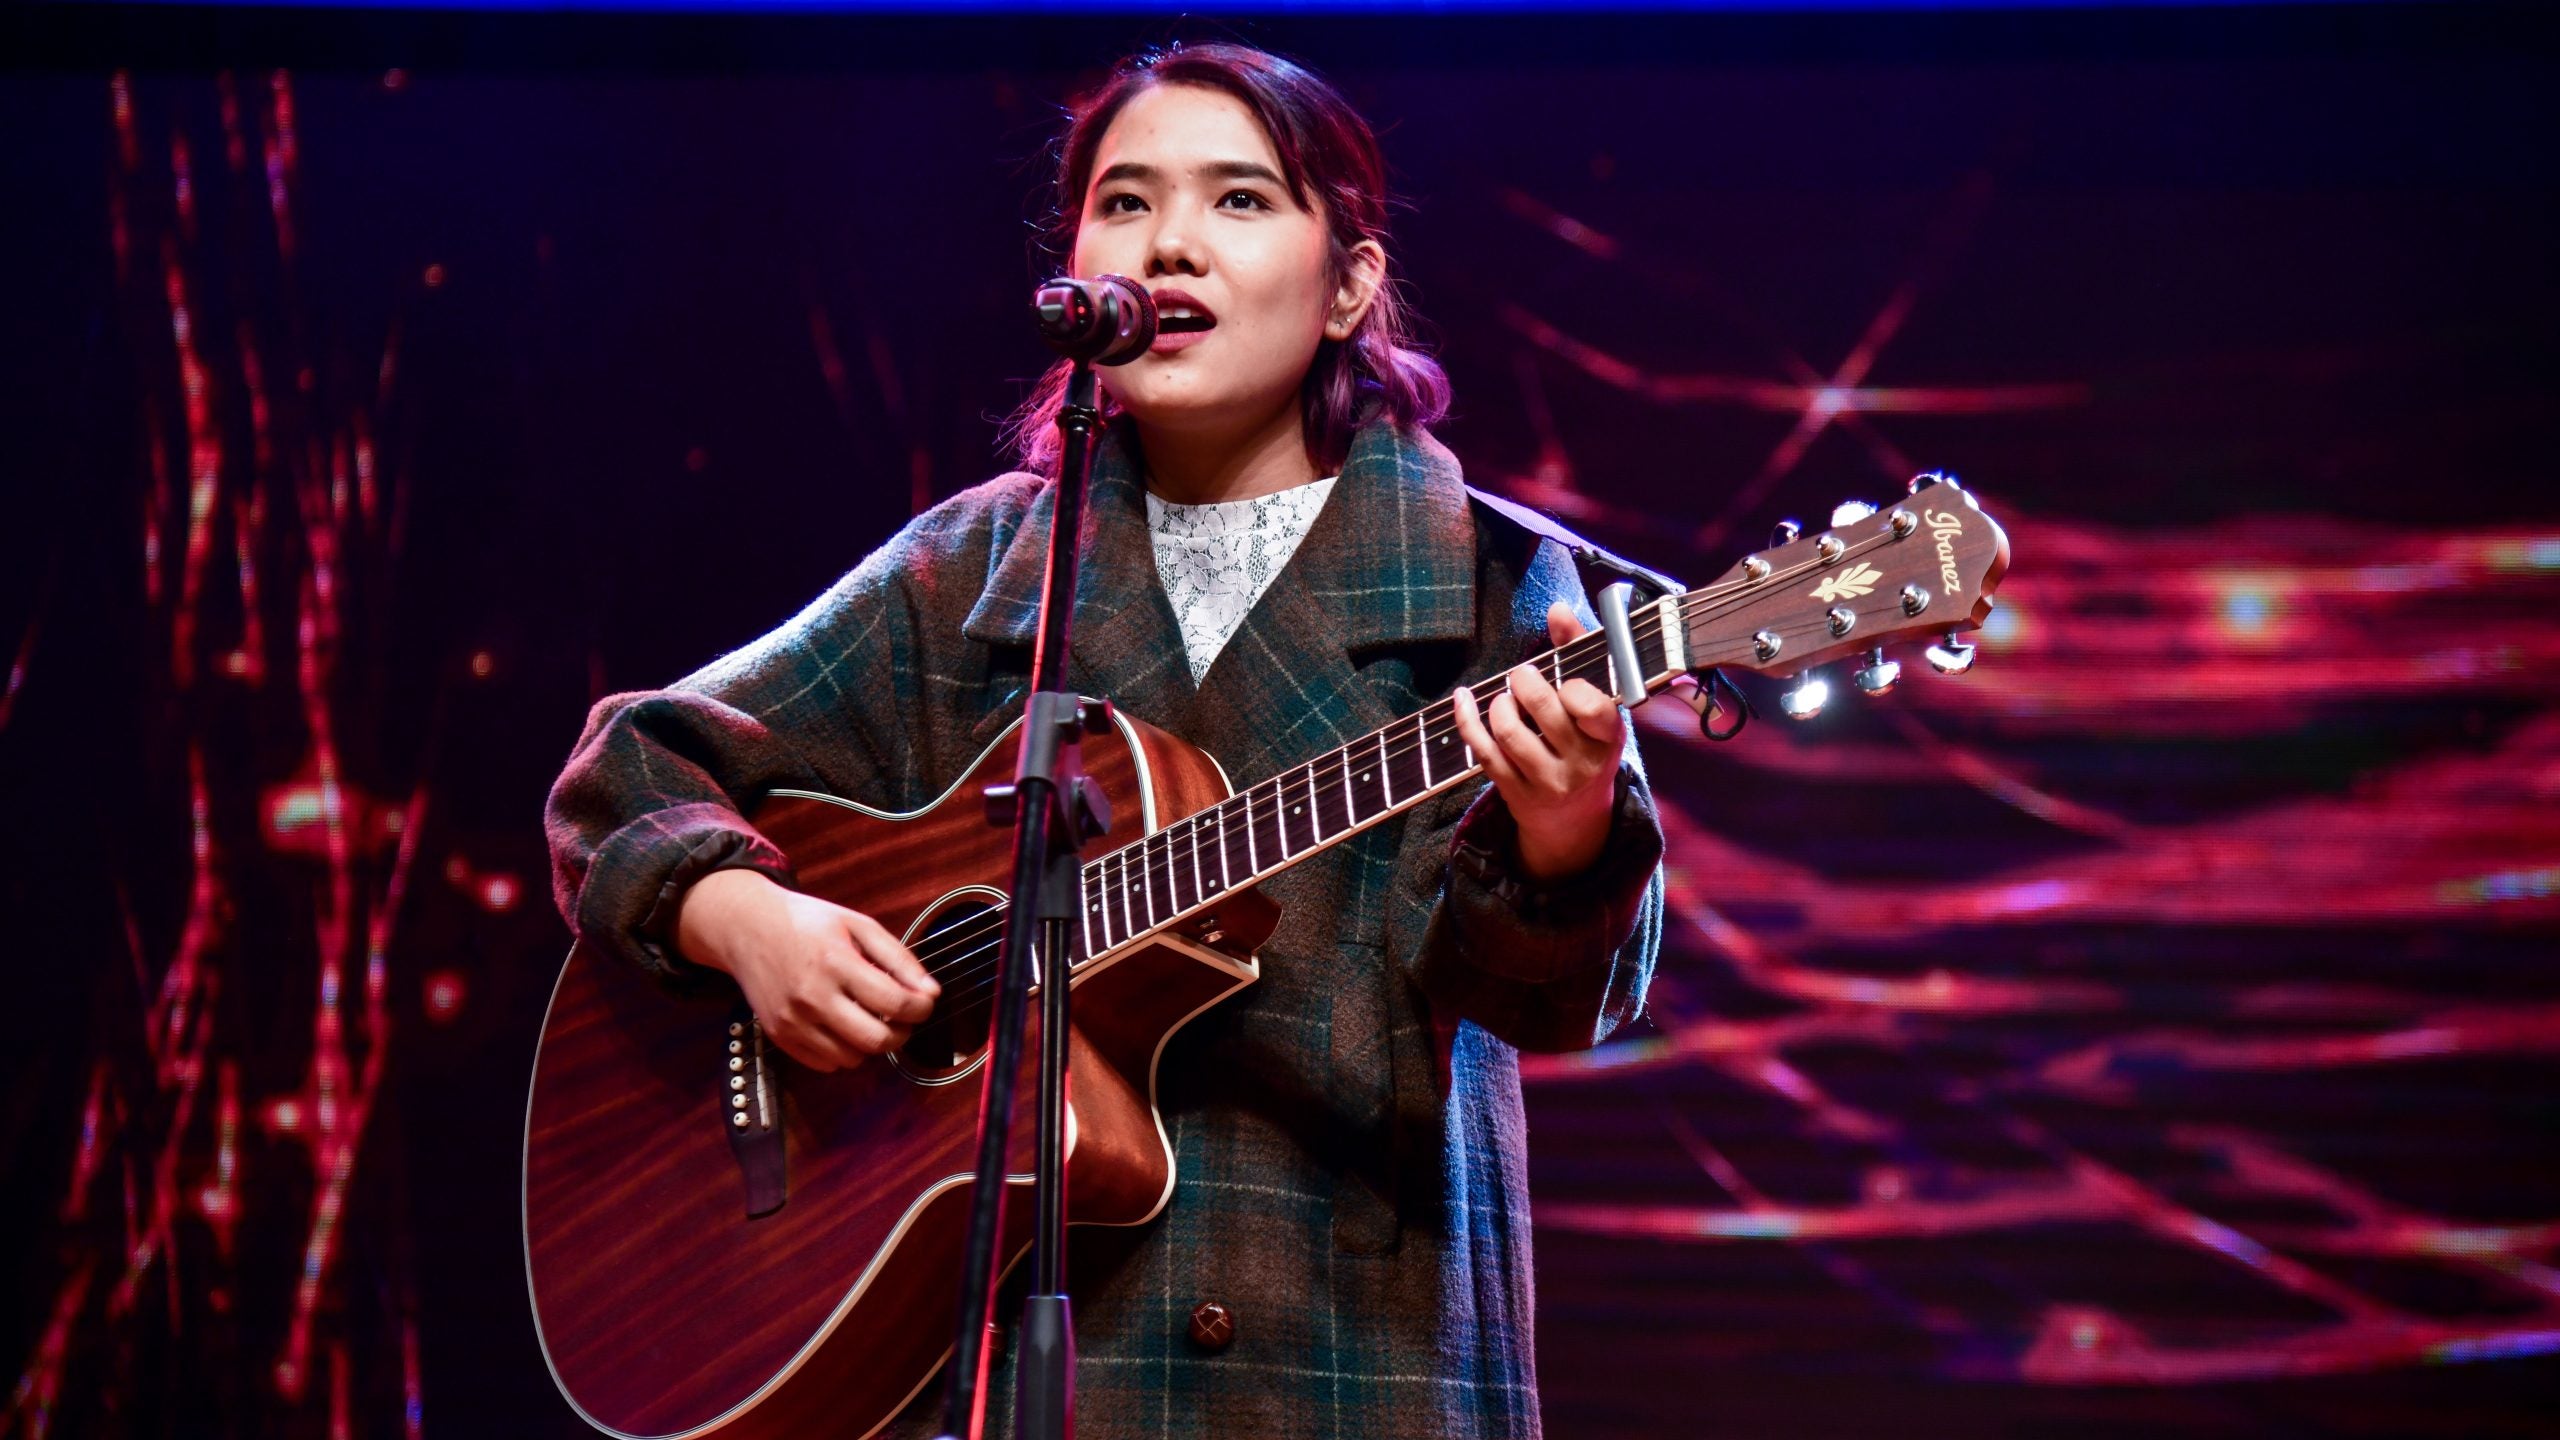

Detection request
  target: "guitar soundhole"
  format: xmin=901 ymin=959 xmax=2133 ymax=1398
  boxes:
xmin=889 ymin=890 xmax=1001 ymax=1084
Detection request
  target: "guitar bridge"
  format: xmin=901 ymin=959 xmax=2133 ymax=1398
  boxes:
xmin=723 ymin=1008 xmax=786 ymax=1217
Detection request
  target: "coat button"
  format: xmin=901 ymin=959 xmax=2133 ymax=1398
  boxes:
xmin=1187 ymin=1300 xmax=1235 ymax=1353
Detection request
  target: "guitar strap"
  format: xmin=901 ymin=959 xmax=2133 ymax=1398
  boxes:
xmin=1466 ymin=485 xmax=1689 ymax=600
xmin=1465 ymin=485 xmax=1751 ymax=740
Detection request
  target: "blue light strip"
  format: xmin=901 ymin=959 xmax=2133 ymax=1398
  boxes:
xmin=75 ymin=0 xmax=2387 ymax=13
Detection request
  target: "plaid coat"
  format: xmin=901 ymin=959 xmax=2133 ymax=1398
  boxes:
xmin=545 ymin=416 xmax=1664 ymax=1439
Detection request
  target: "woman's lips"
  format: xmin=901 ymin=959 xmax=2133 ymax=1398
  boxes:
xmin=1148 ymin=289 xmax=1216 ymax=354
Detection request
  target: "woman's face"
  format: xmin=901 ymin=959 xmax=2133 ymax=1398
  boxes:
xmin=1071 ymin=83 xmax=1374 ymax=443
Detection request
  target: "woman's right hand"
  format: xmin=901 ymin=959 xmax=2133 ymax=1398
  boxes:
xmin=673 ymin=868 xmax=941 ymax=1072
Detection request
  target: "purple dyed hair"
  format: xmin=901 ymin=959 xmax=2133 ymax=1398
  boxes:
xmin=1002 ymin=41 xmax=1452 ymax=477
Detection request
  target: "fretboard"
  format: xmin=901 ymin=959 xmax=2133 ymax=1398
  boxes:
xmin=1075 ymin=595 xmax=1681 ymax=962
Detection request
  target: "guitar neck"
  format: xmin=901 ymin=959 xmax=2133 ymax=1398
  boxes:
xmin=1074 ymin=594 xmax=1688 ymax=963
xmin=1072 ymin=482 xmax=2010 ymax=964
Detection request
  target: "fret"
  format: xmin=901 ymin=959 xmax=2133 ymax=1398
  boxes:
xmin=1576 ymin=641 xmax=1612 ymax=692
xmin=1281 ymin=766 xmax=1310 ymax=853
xmin=1136 ymin=830 xmax=1157 ymax=932
xmin=1240 ymin=786 xmax=1261 ymax=877
xmin=1117 ymin=845 xmax=1137 ymax=939
xmin=1161 ymin=827 xmax=1184 ymax=921
xmin=1090 ymin=860 xmax=1111 ymax=953
xmin=1145 ymin=830 xmax=1171 ymax=925
xmin=1386 ymin=714 xmax=1430 ymax=805
xmin=1223 ymin=789 xmax=1244 ymax=881
xmin=1440 ymin=696 xmax=1477 ymax=773
xmin=1254 ymin=782 xmax=1275 ymax=861
xmin=1313 ymin=755 xmax=1351 ymax=842
xmin=1178 ymin=820 xmax=1202 ymax=914
xmin=1420 ymin=706 xmax=1436 ymax=788
xmin=1209 ymin=808 xmax=1230 ymax=893
xmin=1127 ymin=842 xmax=1145 ymax=934
xmin=1377 ymin=730 xmax=1395 ymax=810
xmin=1349 ymin=739 xmax=1386 ymax=826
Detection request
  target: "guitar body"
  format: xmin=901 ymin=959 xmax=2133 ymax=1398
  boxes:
xmin=523 ymin=707 xmax=1276 ymax=1439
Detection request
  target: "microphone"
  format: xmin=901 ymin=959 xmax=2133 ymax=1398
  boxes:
xmin=1033 ymin=274 xmax=1157 ymax=366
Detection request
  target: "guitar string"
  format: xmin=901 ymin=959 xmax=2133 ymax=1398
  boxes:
xmin=902 ymin=519 xmax=1916 ymax=983
xmin=904 ymin=526 xmax=1912 ymax=1018
xmin=898 ymin=530 xmax=1929 ymax=1029
xmin=895 ymin=597 xmax=1629 ymax=980
xmin=898 ymin=524 xmax=1920 ymax=1016
xmin=901 ymin=568 xmax=1667 ymax=990
xmin=909 ymin=598 xmax=1897 ymax=1037
xmin=896 ymin=529 xmax=1870 ymax=983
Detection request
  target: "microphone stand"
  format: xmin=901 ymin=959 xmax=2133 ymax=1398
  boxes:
xmin=934 ymin=277 xmax=1152 ymax=1440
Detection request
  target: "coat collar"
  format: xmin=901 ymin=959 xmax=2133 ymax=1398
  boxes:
xmin=960 ymin=414 xmax=1480 ymax=660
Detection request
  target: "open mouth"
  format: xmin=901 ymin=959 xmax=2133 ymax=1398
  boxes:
xmin=1151 ymin=290 xmax=1218 ymax=335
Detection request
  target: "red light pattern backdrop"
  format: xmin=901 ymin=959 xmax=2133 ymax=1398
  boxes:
xmin=4 ymin=13 xmax=2555 ymax=1438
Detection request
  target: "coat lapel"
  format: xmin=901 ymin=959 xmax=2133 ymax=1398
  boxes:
xmin=961 ymin=419 xmax=1196 ymax=724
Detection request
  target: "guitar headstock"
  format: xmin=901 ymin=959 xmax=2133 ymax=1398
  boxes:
xmin=1676 ymin=474 xmax=2011 ymax=718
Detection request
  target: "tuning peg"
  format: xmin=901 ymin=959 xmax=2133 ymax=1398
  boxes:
xmin=1830 ymin=500 xmax=1877 ymax=527
xmin=1779 ymin=669 xmax=1830 ymax=721
xmin=1770 ymin=518 xmax=1802 ymax=547
xmin=1907 ymin=471 xmax=1959 ymax=495
xmin=1854 ymin=648 xmax=1901 ymax=696
xmin=1924 ymin=633 xmax=1977 ymax=676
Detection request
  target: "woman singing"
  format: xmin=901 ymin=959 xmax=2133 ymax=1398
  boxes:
xmin=546 ymin=40 xmax=1664 ymax=1439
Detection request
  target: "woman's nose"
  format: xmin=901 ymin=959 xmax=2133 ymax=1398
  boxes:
xmin=1145 ymin=216 xmax=1207 ymax=277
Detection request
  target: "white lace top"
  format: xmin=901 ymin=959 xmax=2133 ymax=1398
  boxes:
xmin=1145 ymin=477 xmax=1338 ymax=683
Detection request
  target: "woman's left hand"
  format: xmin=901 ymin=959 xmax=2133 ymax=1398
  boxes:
xmin=1451 ymin=602 xmax=1626 ymax=882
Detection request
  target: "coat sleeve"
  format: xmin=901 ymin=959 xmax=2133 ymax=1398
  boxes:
xmin=1407 ymin=541 xmax=1666 ymax=1054
xmin=543 ymin=542 xmax=931 ymax=985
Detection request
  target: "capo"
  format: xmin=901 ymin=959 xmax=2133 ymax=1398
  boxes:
xmin=1593 ymin=582 xmax=1650 ymax=708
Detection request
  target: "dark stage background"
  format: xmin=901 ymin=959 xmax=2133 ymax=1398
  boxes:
xmin=6 ymin=5 xmax=2557 ymax=1436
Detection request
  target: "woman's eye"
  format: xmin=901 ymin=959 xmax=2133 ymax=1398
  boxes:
xmin=1099 ymin=193 xmax=1145 ymax=215
xmin=1218 ymin=190 xmax=1271 ymax=212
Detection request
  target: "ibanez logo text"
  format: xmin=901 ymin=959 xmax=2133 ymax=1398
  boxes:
xmin=1927 ymin=509 xmax=1965 ymax=595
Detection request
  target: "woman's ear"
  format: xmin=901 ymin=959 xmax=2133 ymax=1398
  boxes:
xmin=1327 ymin=240 xmax=1388 ymax=341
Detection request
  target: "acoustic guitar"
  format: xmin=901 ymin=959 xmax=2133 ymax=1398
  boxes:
xmin=522 ymin=480 xmax=2010 ymax=1438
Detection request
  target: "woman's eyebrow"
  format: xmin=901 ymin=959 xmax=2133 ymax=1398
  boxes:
xmin=1093 ymin=159 xmax=1289 ymax=190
